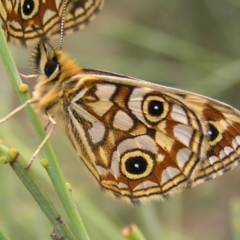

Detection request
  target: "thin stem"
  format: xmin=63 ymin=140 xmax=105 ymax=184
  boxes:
xmin=0 ymin=143 xmax=75 ymax=240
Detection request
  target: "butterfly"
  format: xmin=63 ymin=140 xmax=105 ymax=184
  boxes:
xmin=12 ymin=40 xmax=237 ymax=204
xmin=0 ymin=0 xmax=104 ymax=46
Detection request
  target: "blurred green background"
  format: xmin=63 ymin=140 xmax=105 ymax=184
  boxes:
xmin=1 ymin=0 xmax=240 ymax=239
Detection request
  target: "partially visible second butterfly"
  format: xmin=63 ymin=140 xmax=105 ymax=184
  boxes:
xmin=0 ymin=0 xmax=104 ymax=46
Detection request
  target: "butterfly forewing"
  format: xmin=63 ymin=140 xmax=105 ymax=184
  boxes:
xmin=27 ymin=42 xmax=240 ymax=202
xmin=0 ymin=0 xmax=104 ymax=46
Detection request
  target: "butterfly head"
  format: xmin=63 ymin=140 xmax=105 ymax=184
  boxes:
xmin=31 ymin=41 xmax=82 ymax=82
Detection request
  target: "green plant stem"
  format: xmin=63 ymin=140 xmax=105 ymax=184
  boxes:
xmin=0 ymin=28 xmax=89 ymax=240
xmin=0 ymin=143 xmax=75 ymax=240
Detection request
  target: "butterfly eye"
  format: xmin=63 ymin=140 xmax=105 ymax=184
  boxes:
xmin=44 ymin=59 xmax=59 ymax=77
xmin=143 ymin=95 xmax=168 ymax=124
xmin=121 ymin=150 xmax=155 ymax=180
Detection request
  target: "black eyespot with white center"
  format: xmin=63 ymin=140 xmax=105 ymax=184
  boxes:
xmin=21 ymin=0 xmax=39 ymax=19
xmin=44 ymin=58 xmax=59 ymax=77
xmin=207 ymin=121 xmax=223 ymax=146
xmin=121 ymin=150 xmax=155 ymax=180
xmin=125 ymin=156 xmax=148 ymax=175
xmin=148 ymin=100 xmax=164 ymax=117
xmin=142 ymin=94 xmax=168 ymax=124
xmin=208 ymin=123 xmax=219 ymax=142
xmin=22 ymin=0 xmax=34 ymax=16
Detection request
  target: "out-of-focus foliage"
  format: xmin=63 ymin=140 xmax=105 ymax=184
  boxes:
xmin=1 ymin=0 xmax=240 ymax=239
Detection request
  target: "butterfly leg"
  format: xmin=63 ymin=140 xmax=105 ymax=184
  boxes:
xmin=0 ymin=99 xmax=37 ymax=124
xmin=44 ymin=116 xmax=54 ymax=131
xmin=26 ymin=112 xmax=56 ymax=169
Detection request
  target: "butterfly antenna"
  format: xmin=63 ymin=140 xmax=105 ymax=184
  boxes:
xmin=59 ymin=0 xmax=67 ymax=50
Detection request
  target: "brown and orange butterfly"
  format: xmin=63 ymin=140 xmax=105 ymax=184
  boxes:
xmin=1 ymin=0 xmax=240 ymax=204
xmin=0 ymin=0 xmax=104 ymax=46
xmin=2 ymin=41 xmax=240 ymax=203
